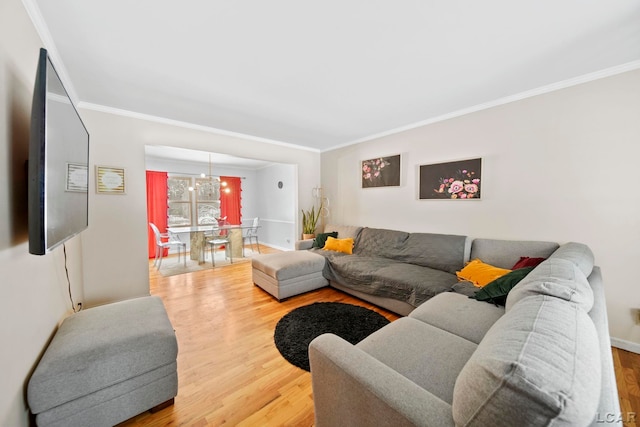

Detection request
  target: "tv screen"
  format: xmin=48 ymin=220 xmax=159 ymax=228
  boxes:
xmin=28 ymin=48 xmax=89 ymax=255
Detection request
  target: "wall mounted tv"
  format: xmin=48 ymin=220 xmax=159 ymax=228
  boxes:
xmin=29 ymin=48 xmax=89 ymax=255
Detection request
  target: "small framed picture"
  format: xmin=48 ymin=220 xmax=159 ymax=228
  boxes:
xmin=361 ymin=154 xmax=401 ymax=188
xmin=96 ymin=166 xmax=125 ymax=194
xmin=419 ymin=158 xmax=482 ymax=200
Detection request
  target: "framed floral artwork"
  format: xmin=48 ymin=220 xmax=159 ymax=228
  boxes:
xmin=419 ymin=158 xmax=482 ymax=200
xmin=362 ymin=154 xmax=401 ymax=188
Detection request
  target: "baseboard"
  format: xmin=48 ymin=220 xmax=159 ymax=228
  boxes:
xmin=259 ymin=242 xmax=291 ymax=251
xmin=611 ymin=337 xmax=640 ymax=354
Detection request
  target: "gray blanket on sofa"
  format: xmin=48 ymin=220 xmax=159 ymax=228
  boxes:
xmin=317 ymin=228 xmax=466 ymax=307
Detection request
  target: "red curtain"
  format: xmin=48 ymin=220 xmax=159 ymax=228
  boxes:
xmin=146 ymin=171 xmax=168 ymax=258
xmin=220 ymin=176 xmax=242 ymax=225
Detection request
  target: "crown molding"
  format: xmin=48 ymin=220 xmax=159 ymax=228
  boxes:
xmin=324 ymin=60 xmax=640 ymax=152
xmin=77 ymin=102 xmax=320 ymax=153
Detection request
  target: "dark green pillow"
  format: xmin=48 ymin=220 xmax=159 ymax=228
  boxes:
xmin=472 ymin=266 xmax=535 ymax=306
xmin=312 ymin=231 xmax=338 ymax=248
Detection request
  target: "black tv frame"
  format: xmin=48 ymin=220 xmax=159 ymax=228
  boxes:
xmin=28 ymin=48 xmax=89 ymax=255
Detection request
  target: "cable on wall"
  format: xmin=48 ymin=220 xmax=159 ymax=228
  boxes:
xmin=63 ymin=243 xmax=78 ymax=313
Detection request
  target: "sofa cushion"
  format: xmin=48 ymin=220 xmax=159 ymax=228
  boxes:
xmin=548 ymin=242 xmax=595 ymax=277
xmin=357 ymin=317 xmax=477 ymax=404
xmin=354 ymin=227 xmax=410 ymax=259
xmin=472 ymin=266 xmax=534 ymax=306
xmin=452 ymin=295 xmax=601 ymax=427
xmin=470 ymin=238 xmax=560 ymax=269
xmin=323 ymin=255 xmax=392 ymax=286
xmin=506 ymin=258 xmax=594 ymax=312
xmin=371 ymin=262 xmax=458 ymax=306
xmin=323 ymin=224 xmax=363 ymax=240
xmin=323 ymin=256 xmax=458 ymax=307
xmin=409 ymin=292 xmax=504 ymax=344
xmin=353 ymin=228 xmax=466 ymax=274
xmin=393 ymin=232 xmax=467 ymax=274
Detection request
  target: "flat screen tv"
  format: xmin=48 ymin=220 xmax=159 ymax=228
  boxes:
xmin=29 ymin=48 xmax=89 ymax=255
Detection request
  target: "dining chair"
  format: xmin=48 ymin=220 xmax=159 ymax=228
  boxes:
xmin=149 ymin=222 xmax=186 ymax=270
xmin=216 ymin=217 xmax=229 ymax=236
xmin=202 ymin=217 xmax=228 ymax=259
xmin=242 ymin=217 xmax=260 ymax=256
xmin=207 ymin=231 xmax=232 ymax=266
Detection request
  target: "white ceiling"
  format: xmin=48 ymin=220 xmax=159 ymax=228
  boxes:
xmin=28 ymin=0 xmax=640 ymax=152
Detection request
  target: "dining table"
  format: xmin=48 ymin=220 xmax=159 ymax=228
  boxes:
xmin=167 ymin=224 xmax=253 ymax=264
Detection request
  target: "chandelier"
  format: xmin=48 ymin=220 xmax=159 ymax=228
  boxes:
xmin=191 ymin=154 xmax=229 ymax=197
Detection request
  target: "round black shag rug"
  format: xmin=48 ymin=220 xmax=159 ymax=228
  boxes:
xmin=274 ymin=302 xmax=390 ymax=371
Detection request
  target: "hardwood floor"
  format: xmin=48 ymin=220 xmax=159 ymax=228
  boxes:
xmin=119 ymin=246 xmax=398 ymax=427
xmin=121 ymin=246 xmax=639 ymax=427
xmin=613 ymin=347 xmax=640 ymax=426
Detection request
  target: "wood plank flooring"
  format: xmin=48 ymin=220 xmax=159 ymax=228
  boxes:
xmin=120 ymin=246 xmax=639 ymax=427
xmin=613 ymin=347 xmax=640 ymax=426
xmin=119 ymin=247 xmax=398 ymax=427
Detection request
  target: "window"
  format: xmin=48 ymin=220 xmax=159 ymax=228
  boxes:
xmin=167 ymin=176 xmax=192 ymax=227
xmin=195 ymin=177 xmax=221 ymax=225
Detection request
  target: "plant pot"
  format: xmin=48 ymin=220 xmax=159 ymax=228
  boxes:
xmin=302 ymin=233 xmax=315 ymax=240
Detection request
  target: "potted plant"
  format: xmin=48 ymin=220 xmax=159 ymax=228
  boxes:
xmin=301 ymin=203 xmax=322 ymax=239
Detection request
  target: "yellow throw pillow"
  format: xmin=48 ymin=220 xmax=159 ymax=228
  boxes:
xmin=323 ymin=237 xmax=354 ymax=255
xmin=456 ymin=259 xmax=512 ymax=288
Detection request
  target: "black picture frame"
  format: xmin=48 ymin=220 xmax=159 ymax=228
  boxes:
xmin=419 ymin=158 xmax=482 ymax=200
xmin=362 ymin=154 xmax=401 ymax=188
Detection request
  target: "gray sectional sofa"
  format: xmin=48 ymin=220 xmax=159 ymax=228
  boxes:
xmin=308 ymin=235 xmax=621 ymax=426
xmin=298 ymin=225 xmax=560 ymax=316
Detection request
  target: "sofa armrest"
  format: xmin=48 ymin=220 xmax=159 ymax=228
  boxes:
xmin=295 ymin=239 xmax=314 ymax=250
xmin=309 ymin=333 xmax=454 ymax=427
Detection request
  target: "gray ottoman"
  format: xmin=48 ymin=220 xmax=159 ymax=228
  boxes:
xmin=252 ymin=251 xmax=328 ymax=300
xmin=27 ymin=296 xmax=178 ymax=427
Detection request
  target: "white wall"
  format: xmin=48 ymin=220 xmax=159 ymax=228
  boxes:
xmin=255 ymin=163 xmax=297 ymax=249
xmin=0 ymin=0 xmax=84 ymax=425
xmin=322 ymin=69 xmax=640 ymax=346
xmin=80 ymin=109 xmax=320 ymax=306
